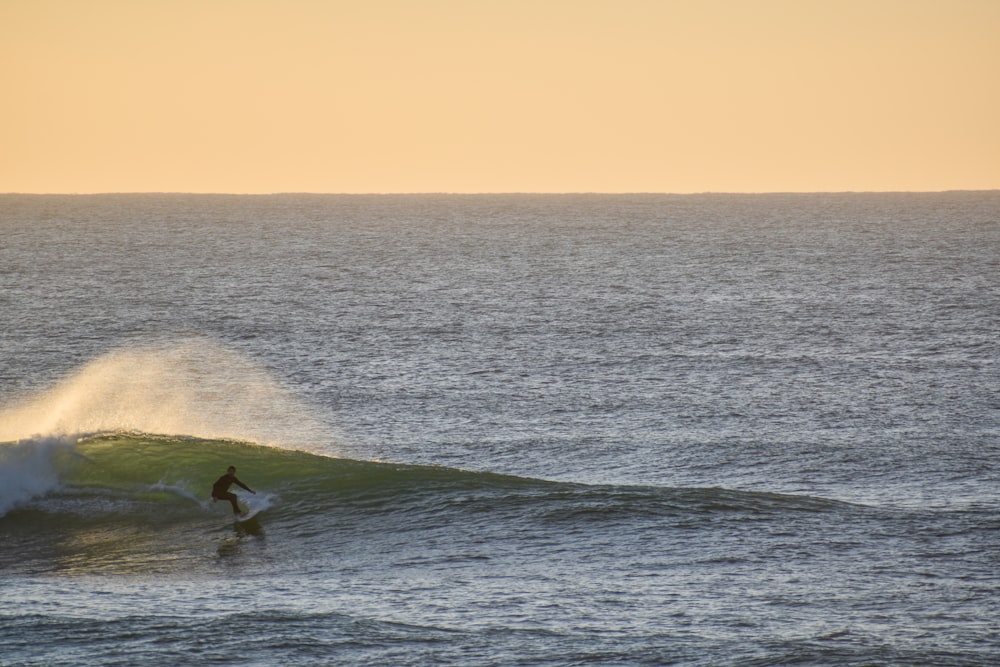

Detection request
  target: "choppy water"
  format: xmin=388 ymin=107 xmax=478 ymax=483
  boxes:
xmin=1 ymin=193 xmax=998 ymax=665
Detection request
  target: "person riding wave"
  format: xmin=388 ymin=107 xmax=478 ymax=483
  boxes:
xmin=212 ymin=466 xmax=256 ymax=516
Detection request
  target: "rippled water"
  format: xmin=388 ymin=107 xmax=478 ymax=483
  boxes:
xmin=1 ymin=193 xmax=998 ymax=665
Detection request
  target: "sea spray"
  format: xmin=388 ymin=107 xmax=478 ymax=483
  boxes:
xmin=0 ymin=339 xmax=336 ymax=452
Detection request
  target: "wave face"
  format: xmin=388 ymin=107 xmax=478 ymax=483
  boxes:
xmin=0 ymin=432 xmax=857 ymax=575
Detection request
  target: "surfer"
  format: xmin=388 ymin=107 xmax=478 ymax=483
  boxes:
xmin=212 ymin=466 xmax=256 ymax=516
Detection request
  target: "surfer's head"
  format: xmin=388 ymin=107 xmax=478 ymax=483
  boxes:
xmin=227 ymin=466 xmax=236 ymax=474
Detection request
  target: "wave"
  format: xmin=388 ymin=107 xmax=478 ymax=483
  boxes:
xmin=1 ymin=343 xmax=856 ymax=529
xmin=1 ymin=432 xmax=855 ymax=522
xmin=0 ymin=432 xmax=869 ymax=577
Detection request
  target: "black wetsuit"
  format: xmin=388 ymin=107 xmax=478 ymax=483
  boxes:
xmin=212 ymin=473 xmax=252 ymax=513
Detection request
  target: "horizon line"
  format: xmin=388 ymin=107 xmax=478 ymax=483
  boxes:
xmin=3 ymin=189 xmax=998 ymax=197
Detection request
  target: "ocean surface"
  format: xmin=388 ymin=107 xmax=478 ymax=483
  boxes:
xmin=0 ymin=192 xmax=997 ymax=666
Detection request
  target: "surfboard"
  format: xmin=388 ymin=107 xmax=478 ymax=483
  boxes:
xmin=235 ymin=506 xmax=262 ymax=522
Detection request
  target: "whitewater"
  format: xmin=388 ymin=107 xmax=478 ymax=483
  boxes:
xmin=1 ymin=193 xmax=997 ymax=666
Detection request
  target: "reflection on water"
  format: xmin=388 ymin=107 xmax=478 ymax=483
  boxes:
xmin=217 ymin=518 xmax=266 ymax=560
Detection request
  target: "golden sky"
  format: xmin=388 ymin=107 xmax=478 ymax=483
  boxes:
xmin=2 ymin=0 xmax=998 ymax=193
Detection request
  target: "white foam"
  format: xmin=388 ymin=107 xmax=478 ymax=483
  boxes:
xmin=0 ymin=436 xmax=74 ymax=516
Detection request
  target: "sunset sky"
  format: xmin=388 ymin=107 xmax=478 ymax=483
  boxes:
xmin=2 ymin=0 xmax=998 ymax=193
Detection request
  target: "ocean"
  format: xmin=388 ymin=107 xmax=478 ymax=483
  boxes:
xmin=0 ymin=192 xmax=997 ymax=666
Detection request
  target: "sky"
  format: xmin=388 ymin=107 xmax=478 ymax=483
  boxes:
xmin=2 ymin=0 xmax=998 ymax=194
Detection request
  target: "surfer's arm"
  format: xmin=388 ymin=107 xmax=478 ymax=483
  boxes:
xmin=234 ymin=477 xmax=255 ymax=493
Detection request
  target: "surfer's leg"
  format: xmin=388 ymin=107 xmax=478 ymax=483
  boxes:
xmin=225 ymin=492 xmax=240 ymax=514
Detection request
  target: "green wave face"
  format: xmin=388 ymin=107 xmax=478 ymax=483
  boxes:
xmin=68 ymin=433 xmax=540 ymax=497
xmin=1 ymin=433 xmax=855 ymax=577
xmin=0 ymin=433 xmax=562 ymax=576
xmin=4 ymin=433 xmax=552 ymax=523
xmin=68 ymin=434 xmax=332 ymax=498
